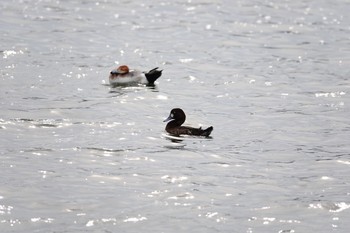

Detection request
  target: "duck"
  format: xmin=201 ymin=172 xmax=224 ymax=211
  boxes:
xmin=109 ymin=65 xmax=162 ymax=86
xmin=164 ymin=108 xmax=213 ymax=137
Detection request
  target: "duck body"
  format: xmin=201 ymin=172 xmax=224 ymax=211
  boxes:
xmin=164 ymin=108 xmax=213 ymax=137
xmin=109 ymin=65 xmax=162 ymax=86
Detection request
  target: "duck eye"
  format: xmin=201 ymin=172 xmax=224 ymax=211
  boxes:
xmin=171 ymin=113 xmax=174 ymax=118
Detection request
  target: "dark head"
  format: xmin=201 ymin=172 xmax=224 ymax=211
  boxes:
xmin=163 ymin=108 xmax=186 ymax=126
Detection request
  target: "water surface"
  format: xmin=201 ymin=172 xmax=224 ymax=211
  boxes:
xmin=1 ymin=0 xmax=350 ymax=232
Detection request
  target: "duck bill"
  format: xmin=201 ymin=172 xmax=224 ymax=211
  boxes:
xmin=110 ymin=70 xmax=120 ymax=75
xmin=163 ymin=115 xmax=173 ymax=122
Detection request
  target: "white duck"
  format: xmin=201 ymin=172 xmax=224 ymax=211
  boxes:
xmin=109 ymin=65 xmax=162 ymax=85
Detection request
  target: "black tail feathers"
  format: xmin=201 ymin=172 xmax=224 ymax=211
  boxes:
xmin=145 ymin=67 xmax=162 ymax=84
xmin=201 ymin=126 xmax=213 ymax=137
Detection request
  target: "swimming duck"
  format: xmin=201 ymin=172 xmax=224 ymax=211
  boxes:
xmin=164 ymin=108 xmax=213 ymax=137
xmin=109 ymin=65 xmax=162 ymax=85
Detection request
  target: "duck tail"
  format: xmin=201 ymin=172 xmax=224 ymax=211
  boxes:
xmin=145 ymin=67 xmax=162 ymax=84
xmin=201 ymin=126 xmax=213 ymax=137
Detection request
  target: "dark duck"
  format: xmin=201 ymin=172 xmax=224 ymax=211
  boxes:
xmin=164 ymin=108 xmax=213 ymax=137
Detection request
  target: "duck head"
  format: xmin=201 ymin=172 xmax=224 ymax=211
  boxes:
xmin=164 ymin=108 xmax=186 ymax=125
xmin=110 ymin=65 xmax=129 ymax=75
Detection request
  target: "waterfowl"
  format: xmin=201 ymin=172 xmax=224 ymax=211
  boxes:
xmin=164 ymin=108 xmax=213 ymax=137
xmin=109 ymin=65 xmax=162 ymax=85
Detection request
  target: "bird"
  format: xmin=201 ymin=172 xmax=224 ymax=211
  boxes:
xmin=164 ymin=108 xmax=213 ymax=137
xmin=109 ymin=65 xmax=162 ymax=86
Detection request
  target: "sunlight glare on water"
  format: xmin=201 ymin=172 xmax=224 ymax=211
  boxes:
xmin=1 ymin=0 xmax=350 ymax=232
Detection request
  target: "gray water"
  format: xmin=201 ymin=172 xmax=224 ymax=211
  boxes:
xmin=1 ymin=0 xmax=350 ymax=232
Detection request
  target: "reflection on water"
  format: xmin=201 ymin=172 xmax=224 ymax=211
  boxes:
xmin=1 ymin=0 xmax=350 ymax=232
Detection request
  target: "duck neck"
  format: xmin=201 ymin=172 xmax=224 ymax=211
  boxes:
xmin=166 ymin=119 xmax=184 ymax=129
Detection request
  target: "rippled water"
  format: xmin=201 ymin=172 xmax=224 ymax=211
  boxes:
xmin=1 ymin=0 xmax=350 ymax=232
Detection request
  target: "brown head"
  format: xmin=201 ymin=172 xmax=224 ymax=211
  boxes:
xmin=116 ymin=65 xmax=129 ymax=74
